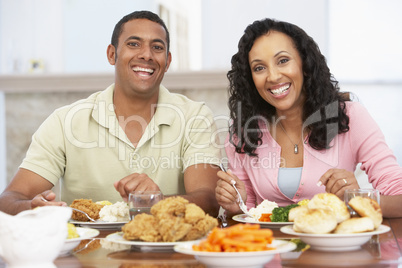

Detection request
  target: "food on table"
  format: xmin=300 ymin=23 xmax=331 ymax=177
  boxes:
xmin=297 ymin=199 xmax=310 ymax=206
xmin=70 ymin=199 xmax=104 ymax=221
xmin=288 ymin=205 xmax=309 ymax=222
xmin=289 ymin=193 xmax=383 ymax=234
xmin=67 ymin=223 xmax=79 ymax=239
xmin=348 ymin=196 xmax=383 ymax=228
xmin=293 ymin=208 xmax=338 ymax=234
xmin=96 ymin=200 xmax=113 ymax=206
xmin=192 ymin=223 xmax=275 ymax=252
xmin=307 ymin=193 xmax=350 ymax=223
xmin=334 ymin=217 xmax=375 ymax=234
xmin=122 ymin=196 xmax=218 ymax=242
xmin=270 ymin=204 xmax=299 ymax=222
xmin=99 ymin=201 xmax=129 ymax=222
xmin=247 ymin=200 xmax=278 ymax=221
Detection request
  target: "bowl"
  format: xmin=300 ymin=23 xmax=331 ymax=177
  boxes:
xmin=174 ymin=239 xmax=296 ymax=268
xmin=280 ymin=225 xmax=390 ymax=252
xmin=59 ymin=227 xmax=100 ymax=256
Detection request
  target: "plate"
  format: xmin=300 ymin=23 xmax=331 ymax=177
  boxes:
xmin=174 ymin=239 xmax=296 ymax=268
xmin=232 ymin=214 xmax=293 ymax=228
xmin=105 ymin=232 xmax=201 ymax=251
xmin=69 ymin=220 xmax=128 ymax=229
xmin=280 ymin=224 xmax=390 ymax=252
xmin=60 ymin=227 xmax=100 ymax=256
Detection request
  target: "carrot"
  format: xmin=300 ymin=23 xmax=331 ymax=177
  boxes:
xmin=192 ymin=223 xmax=275 ymax=252
xmin=259 ymin=213 xmax=272 ymax=222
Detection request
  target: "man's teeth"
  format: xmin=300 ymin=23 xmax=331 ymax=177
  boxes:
xmin=133 ymin=67 xmax=154 ymax=74
xmin=270 ymin=84 xmax=290 ymax=95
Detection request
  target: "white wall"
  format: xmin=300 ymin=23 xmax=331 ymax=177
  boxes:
xmin=328 ymin=0 xmax=402 ymax=82
xmin=0 ymin=92 xmax=5 ymax=192
xmin=0 ymin=0 xmax=64 ymax=74
xmin=201 ymin=0 xmax=329 ymax=70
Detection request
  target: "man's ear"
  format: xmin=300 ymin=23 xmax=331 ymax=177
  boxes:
xmin=107 ymin=44 xmax=116 ymax=65
xmin=165 ymin=51 xmax=172 ymax=72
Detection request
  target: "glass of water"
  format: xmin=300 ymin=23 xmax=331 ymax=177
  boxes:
xmin=344 ymin=188 xmax=380 ymax=216
xmin=128 ymin=191 xmax=163 ymax=220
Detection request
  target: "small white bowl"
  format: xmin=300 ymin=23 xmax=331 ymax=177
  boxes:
xmin=174 ymin=239 xmax=296 ymax=268
xmin=280 ymin=225 xmax=390 ymax=252
xmin=60 ymin=227 xmax=100 ymax=256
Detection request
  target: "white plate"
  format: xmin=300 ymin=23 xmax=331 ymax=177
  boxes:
xmin=60 ymin=227 xmax=100 ymax=256
xmin=280 ymin=224 xmax=390 ymax=252
xmin=232 ymin=214 xmax=293 ymax=228
xmin=69 ymin=220 xmax=128 ymax=229
xmin=105 ymin=232 xmax=201 ymax=251
xmin=174 ymin=239 xmax=296 ymax=268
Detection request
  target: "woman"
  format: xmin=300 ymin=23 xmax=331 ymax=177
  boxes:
xmin=216 ymin=18 xmax=402 ymax=218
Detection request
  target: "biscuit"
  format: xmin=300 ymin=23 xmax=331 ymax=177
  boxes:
xmin=293 ymin=208 xmax=338 ymax=234
xmin=348 ymin=196 xmax=382 ymax=228
xmin=308 ymin=193 xmax=350 ymax=223
xmin=288 ymin=205 xmax=309 ymax=222
xmin=334 ymin=217 xmax=375 ymax=234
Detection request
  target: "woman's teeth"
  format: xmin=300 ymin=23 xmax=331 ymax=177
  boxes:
xmin=270 ymin=84 xmax=290 ymax=95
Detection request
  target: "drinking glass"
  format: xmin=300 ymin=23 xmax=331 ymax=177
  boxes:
xmin=128 ymin=191 xmax=163 ymax=220
xmin=344 ymin=188 xmax=380 ymax=216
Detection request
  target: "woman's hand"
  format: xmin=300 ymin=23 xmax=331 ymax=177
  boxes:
xmin=318 ymin=168 xmax=360 ymax=199
xmin=215 ymin=169 xmax=247 ymax=214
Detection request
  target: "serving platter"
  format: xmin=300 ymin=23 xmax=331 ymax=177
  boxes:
xmin=280 ymin=224 xmax=390 ymax=252
xmin=106 ymin=232 xmax=201 ymax=251
xmin=232 ymin=214 xmax=293 ymax=228
xmin=174 ymin=239 xmax=296 ymax=268
xmin=69 ymin=220 xmax=128 ymax=229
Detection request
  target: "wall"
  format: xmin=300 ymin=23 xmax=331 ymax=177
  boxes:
xmin=201 ymin=0 xmax=329 ymax=70
xmin=0 ymin=92 xmax=5 ymax=191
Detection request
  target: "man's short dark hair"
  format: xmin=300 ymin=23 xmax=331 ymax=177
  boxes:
xmin=111 ymin=10 xmax=170 ymax=53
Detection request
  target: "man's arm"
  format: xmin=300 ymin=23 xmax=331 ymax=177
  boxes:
xmin=181 ymin=163 xmax=220 ymax=217
xmin=0 ymin=168 xmax=65 ymax=215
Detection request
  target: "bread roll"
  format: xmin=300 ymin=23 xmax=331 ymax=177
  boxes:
xmin=334 ymin=217 xmax=375 ymax=234
xmin=288 ymin=205 xmax=309 ymax=222
xmin=348 ymin=196 xmax=382 ymax=228
xmin=308 ymin=193 xmax=350 ymax=223
xmin=293 ymin=208 xmax=337 ymax=234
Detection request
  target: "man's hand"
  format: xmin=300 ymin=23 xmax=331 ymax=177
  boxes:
xmin=114 ymin=173 xmax=161 ymax=201
xmin=31 ymin=190 xmax=67 ymax=209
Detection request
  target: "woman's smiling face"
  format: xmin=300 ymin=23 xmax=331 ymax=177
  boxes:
xmin=249 ymin=30 xmax=305 ymax=114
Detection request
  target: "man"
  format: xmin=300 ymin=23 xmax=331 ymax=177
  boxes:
xmin=0 ymin=11 xmax=221 ymax=216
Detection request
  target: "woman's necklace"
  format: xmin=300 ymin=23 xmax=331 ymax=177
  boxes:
xmin=278 ymin=121 xmax=300 ymax=154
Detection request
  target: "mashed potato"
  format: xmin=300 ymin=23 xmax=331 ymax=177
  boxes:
xmin=67 ymin=223 xmax=79 ymax=239
xmin=247 ymin=200 xmax=278 ymax=221
xmin=99 ymin=201 xmax=129 ymax=222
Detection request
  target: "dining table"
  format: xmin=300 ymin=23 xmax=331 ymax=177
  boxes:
xmin=1 ymin=217 xmax=401 ymax=268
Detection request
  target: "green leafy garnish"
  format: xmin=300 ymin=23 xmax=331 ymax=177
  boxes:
xmin=270 ymin=204 xmax=299 ymax=222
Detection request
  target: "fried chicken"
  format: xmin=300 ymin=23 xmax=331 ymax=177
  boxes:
xmin=122 ymin=214 xmax=161 ymax=242
xmin=122 ymin=196 xmax=218 ymax=242
xmin=70 ymin=199 xmax=104 ymax=222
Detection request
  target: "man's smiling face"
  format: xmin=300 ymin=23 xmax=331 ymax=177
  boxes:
xmin=107 ymin=18 xmax=172 ymax=99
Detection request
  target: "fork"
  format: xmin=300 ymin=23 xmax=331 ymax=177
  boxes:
xmin=41 ymin=197 xmax=96 ymax=222
xmin=219 ymin=163 xmax=251 ymax=217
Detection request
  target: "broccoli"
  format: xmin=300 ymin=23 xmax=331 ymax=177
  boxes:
xmin=270 ymin=204 xmax=299 ymax=222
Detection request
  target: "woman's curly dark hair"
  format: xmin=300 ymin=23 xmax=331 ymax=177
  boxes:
xmin=228 ymin=18 xmax=350 ymax=156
